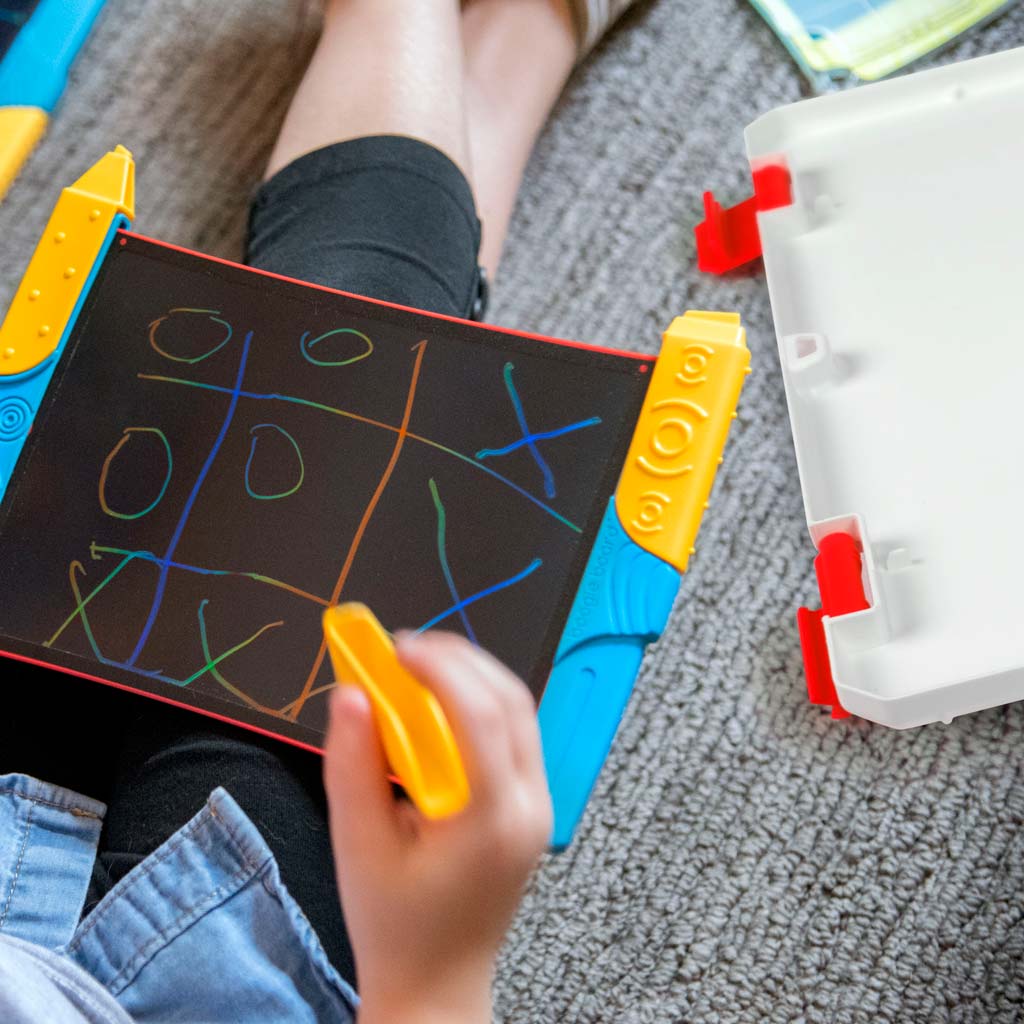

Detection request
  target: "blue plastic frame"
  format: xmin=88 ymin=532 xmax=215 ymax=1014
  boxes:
xmin=0 ymin=0 xmax=108 ymax=109
xmin=540 ymin=497 xmax=680 ymax=846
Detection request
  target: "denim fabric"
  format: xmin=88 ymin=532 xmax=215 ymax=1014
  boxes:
xmin=0 ymin=774 xmax=104 ymax=951
xmin=0 ymin=934 xmax=133 ymax=1024
xmin=0 ymin=774 xmax=358 ymax=1023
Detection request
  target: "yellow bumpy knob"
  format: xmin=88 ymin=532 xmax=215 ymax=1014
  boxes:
xmin=615 ymin=310 xmax=750 ymax=573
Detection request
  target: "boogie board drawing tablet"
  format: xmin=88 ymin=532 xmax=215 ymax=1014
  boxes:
xmin=0 ymin=148 xmax=749 ymax=843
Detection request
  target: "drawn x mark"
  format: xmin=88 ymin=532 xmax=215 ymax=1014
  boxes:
xmin=475 ymin=362 xmax=600 ymax=500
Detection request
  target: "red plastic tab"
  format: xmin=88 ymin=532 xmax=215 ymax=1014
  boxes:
xmin=695 ymin=193 xmax=760 ymax=274
xmin=751 ymin=162 xmax=793 ymax=212
xmin=694 ymin=160 xmax=793 ymax=274
xmin=797 ymin=607 xmax=833 ymax=705
xmin=816 ymin=533 xmax=869 ymax=618
xmin=797 ymin=532 xmax=870 ymax=720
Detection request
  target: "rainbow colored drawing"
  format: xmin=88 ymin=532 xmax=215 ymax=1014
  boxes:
xmin=0 ymin=149 xmax=749 ymax=845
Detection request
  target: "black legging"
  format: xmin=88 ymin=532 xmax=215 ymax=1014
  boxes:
xmin=3 ymin=135 xmax=485 ymax=989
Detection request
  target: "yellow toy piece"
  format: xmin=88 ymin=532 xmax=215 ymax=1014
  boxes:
xmin=0 ymin=108 xmax=48 ymax=201
xmin=323 ymin=603 xmax=470 ymax=820
xmin=616 ymin=310 xmax=750 ymax=573
xmin=0 ymin=144 xmax=135 ymax=377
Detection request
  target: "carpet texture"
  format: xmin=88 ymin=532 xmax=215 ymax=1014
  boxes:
xmin=2 ymin=2 xmax=1023 ymax=1021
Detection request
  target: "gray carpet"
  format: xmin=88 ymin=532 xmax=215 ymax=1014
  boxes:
xmin=2 ymin=2 xmax=1024 ymax=1021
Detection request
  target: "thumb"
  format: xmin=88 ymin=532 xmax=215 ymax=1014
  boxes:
xmin=323 ymin=685 xmax=400 ymax=870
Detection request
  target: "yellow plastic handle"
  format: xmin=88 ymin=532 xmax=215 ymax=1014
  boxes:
xmin=615 ymin=310 xmax=750 ymax=572
xmin=0 ymin=144 xmax=135 ymax=376
xmin=322 ymin=604 xmax=470 ymax=820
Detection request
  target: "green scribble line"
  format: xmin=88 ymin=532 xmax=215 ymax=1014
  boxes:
xmin=89 ymin=544 xmax=327 ymax=606
xmin=428 ymin=478 xmax=477 ymax=644
xmin=46 ymin=554 xmax=136 ymax=648
xmin=66 ymin=561 xmax=109 ymax=662
xmin=198 ymin=597 xmax=257 ymax=699
xmin=138 ymin=372 xmax=581 ymax=533
xmin=52 ymin=561 xmax=283 ymax=699
xmin=193 ymin=598 xmax=283 ymax=691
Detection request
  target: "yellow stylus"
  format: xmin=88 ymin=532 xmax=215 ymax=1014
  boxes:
xmin=322 ymin=604 xmax=470 ymax=820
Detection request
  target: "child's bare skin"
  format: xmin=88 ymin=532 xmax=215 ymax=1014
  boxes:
xmin=266 ymin=0 xmax=579 ymax=277
xmin=324 ymin=631 xmax=553 ymax=1024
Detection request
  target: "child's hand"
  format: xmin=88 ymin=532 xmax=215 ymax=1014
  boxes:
xmin=323 ymin=631 xmax=553 ymax=1024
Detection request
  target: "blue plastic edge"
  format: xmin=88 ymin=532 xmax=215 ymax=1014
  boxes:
xmin=0 ymin=0 xmax=109 ymax=109
xmin=0 ymin=213 xmax=128 ymax=502
xmin=539 ymin=496 xmax=680 ymax=847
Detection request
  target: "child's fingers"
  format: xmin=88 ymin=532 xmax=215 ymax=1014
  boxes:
xmin=435 ymin=637 xmax=548 ymax=792
xmin=323 ymin=685 xmax=401 ymax=866
xmin=410 ymin=635 xmax=552 ymax=852
xmin=395 ymin=631 xmax=516 ymax=807
xmin=402 ymin=631 xmax=548 ymax=792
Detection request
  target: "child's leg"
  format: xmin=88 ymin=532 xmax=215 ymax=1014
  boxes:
xmin=262 ymin=0 xmax=578 ymax=285
xmin=265 ymin=0 xmax=471 ymax=181
xmin=461 ymin=0 xmax=577 ymax=274
xmin=247 ymin=0 xmax=484 ymax=318
xmin=94 ymin=708 xmax=358 ymax=983
xmin=94 ymin=0 xmax=483 ymax=987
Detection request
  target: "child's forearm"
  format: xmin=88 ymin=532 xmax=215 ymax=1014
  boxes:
xmin=358 ymin=986 xmax=493 ymax=1024
xmin=357 ymin=964 xmax=494 ymax=1024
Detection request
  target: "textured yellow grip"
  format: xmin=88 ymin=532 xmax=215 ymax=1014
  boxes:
xmin=0 ymin=107 xmax=48 ymax=200
xmin=0 ymin=144 xmax=135 ymax=376
xmin=615 ymin=311 xmax=750 ymax=572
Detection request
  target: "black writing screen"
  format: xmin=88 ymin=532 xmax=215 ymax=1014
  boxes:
xmin=0 ymin=235 xmax=649 ymax=748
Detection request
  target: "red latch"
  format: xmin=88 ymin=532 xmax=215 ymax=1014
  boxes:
xmin=798 ymin=532 xmax=870 ymax=720
xmin=695 ymin=161 xmax=793 ymax=274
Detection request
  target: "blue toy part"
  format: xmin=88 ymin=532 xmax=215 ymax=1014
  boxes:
xmin=540 ymin=497 xmax=680 ymax=847
xmin=0 ymin=0 xmax=108 ymax=109
xmin=0 ymin=213 xmax=128 ymax=502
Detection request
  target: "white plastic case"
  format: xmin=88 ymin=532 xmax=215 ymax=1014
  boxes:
xmin=747 ymin=45 xmax=1024 ymax=727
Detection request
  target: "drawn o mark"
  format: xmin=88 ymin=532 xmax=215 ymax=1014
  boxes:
xmin=149 ymin=308 xmax=233 ymax=364
xmin=244 ymin=423 xmax=305 ymax=500
xmin=300 ymin=328 xmax=373 ymax=367
xmin=99 ymin=427 xmax=173 ymax=520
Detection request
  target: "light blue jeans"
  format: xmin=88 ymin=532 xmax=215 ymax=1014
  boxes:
xmin=0 ymin=773 xmax=358 ymax=1022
